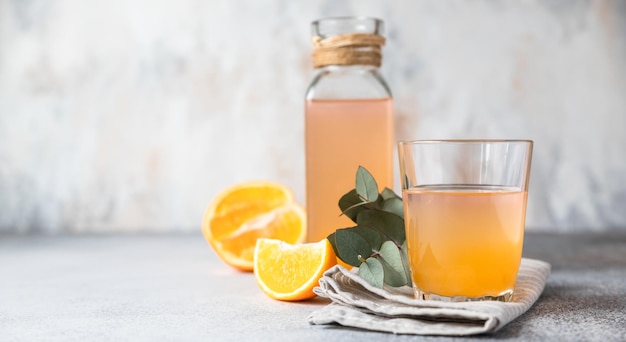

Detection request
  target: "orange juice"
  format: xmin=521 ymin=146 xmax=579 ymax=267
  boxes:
xmin=402 ymin=185 xmax=527 ymax=299
xmin=305 ymin=98 xmax=393 ymax=242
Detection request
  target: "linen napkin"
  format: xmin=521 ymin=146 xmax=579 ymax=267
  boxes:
xmin=308 ymin=258 xmax=550 ymax=336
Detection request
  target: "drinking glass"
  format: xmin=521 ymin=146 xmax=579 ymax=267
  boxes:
xmin=398 ymin=140 xmax=533 ymax=302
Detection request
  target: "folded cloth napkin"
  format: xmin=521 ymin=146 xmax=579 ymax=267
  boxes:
xmin=308 ymin=258 xmax=550 ymax=336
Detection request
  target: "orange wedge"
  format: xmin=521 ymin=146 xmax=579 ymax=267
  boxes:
xmin=253 ymin=238 xmax=336 ymax=301
xmin=202 ymin=181 xmax=306 ymax=271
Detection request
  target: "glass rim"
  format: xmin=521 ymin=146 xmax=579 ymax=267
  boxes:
xmin=311 ymin=16 xmax=384 ymax=38
xmin=398 ymin=139 xmax=533 ymax=145
xmin=311 ymin=16 xmax=383 ymax=27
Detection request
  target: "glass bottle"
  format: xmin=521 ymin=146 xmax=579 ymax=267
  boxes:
xmin=305 ymin=17 xmax=394 ymax=242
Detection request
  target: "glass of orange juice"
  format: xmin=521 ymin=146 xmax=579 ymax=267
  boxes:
xmin=398 ymin=140 xmax=533 ymax=302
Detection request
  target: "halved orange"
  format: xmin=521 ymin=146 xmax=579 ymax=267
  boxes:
xmin=253 ymin=238 xmax=336 ymax=301
xmin=202 ymin=181 xmax=306 ymax=271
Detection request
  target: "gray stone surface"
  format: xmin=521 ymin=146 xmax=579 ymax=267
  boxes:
xmin=1 ymin=232 xmax=625 ymax=341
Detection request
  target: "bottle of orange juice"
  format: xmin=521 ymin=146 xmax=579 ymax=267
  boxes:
xmin=305 ymin=17 xmax=394 ymax=242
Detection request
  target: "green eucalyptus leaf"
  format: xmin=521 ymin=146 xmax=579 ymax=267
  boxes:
xmin=338 ymin=189 xmax=367 ymax=223
xmin=378 ymin=241 xmax=408 ymax=286
xmin=381 ymin=187 xmax=401 ymax=201
xmin=359 ymin=257 xmax=384 ymax=288
xmin=401 ymin=240 xmax=412 ymax=287
xmin=351 ymin=225 xmax=383 ymax=252
xmin=330 ymin=167 xmax=412 ymax=288
xmin=355 ymin=166 xmax=379 ymax=203
xmin=382 ymin=197 xmax=404 ymax=219
xmin=373 ymin=191 xmax=385 ymax=210
xmin=357 ymin=210 xmax=406 ymax=245
xmin=334 ymin=227 xmax=374 ymax=267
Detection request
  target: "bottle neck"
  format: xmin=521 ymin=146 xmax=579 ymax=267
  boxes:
xmin=311 ymin=33 xmax=385 ymax=69
xmin=315 ymin=65 xmax=379 ymax=72
xmin=306 ymin=66 xmax=392 ymax=100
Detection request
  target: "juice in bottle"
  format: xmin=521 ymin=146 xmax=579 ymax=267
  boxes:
xmin=305 ymin=98 xmax=393 ymax=242
xmin=402 ymin=185 xmax=527 ymax=299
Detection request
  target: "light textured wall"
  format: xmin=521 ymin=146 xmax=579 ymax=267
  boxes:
xmin=1 ymin=0 xmax=625 ymax=233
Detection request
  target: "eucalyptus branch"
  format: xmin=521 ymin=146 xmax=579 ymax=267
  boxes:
xmin=327 ymin=166 xmax=411 ymax=288
xmin=339 ymin=200 xmax=377 ymax=217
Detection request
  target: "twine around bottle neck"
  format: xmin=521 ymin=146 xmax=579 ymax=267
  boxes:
xmin=311 ymin=33 xmax=386 ymax=68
